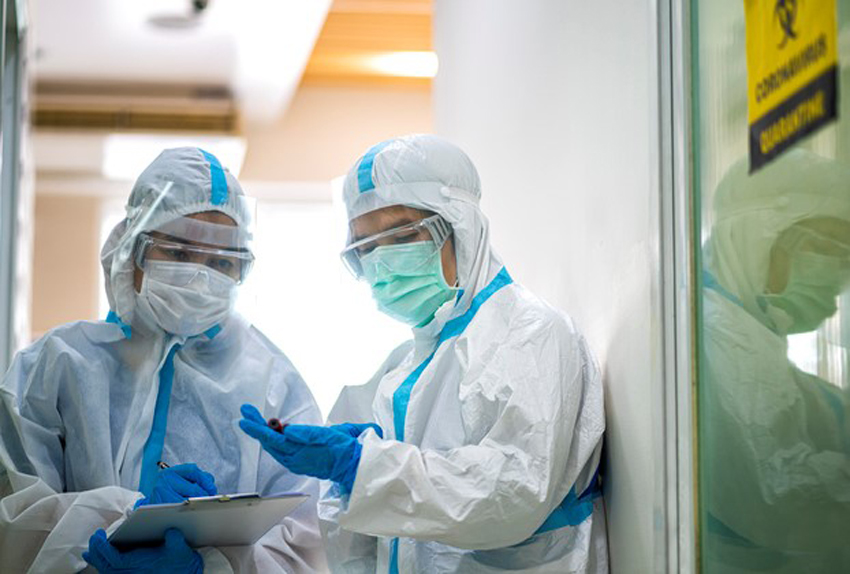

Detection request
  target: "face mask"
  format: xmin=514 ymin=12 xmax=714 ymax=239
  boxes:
xmin=361 ymin=241 xmax=457 ymax=327
xmin=136 ymin=261 xmax=238 ymax=336
xmin=759 ymin=250 xmax=850 ymax=334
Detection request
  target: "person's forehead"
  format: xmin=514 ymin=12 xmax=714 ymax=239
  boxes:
xmin=150 ymin=211 xmax=237 ymax=249
xmin=350 ymin=205 xmax=431 ymax=240
xmin=187 ymin=211 xmax=236 ymax=226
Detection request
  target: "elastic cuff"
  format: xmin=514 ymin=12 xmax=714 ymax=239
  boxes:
xmin=339 ymin=441 xmax=363 ymax=495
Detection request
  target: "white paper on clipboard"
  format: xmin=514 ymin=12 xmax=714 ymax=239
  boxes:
xmin=109 ymin=493 xmax=309 ymax=549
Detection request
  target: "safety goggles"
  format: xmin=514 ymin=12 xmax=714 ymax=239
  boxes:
xmin=135 ymin=233 xmax=255 ymax=283
xmin=341 ymin=214 xmax=452 ymax=279
xmin=156 ymin=216 xmax=252 ymax=249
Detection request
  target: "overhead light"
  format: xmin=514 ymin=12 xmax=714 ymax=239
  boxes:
xmin=366 ymin=51 xmax=439 ymax=78
xmin=102 ymin=133 xmax=246 ymax=181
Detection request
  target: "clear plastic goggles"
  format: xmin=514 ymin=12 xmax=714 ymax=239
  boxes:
xmin=135 ymin=233 xmax=255 ymax=284
xmin=341 ymin=214 xmax=452 ymax=279
xmin=156 ymin=216 xmax=252 ymax=249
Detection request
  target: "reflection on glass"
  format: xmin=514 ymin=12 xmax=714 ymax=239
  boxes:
xmin=701 ymin=150 xmax=850 ymax=572
xmin=693 ymin=0 xmax=850 ymax=570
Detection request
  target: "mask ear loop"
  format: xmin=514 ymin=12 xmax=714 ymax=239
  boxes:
xmin=424 ymin=216 xmax=458 ymax=288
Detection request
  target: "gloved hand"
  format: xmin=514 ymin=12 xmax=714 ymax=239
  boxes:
xmin=239 ymin=404 xmax=383 ymax=442
xmin=329 ymin=422 xmax=384 ymax=439
xmin=136 ymin=463 xmax=217 ymax=507
xmin=239 ymin=404 xmax=363 ymax=494
xmin=82 ymin=528 xmax=202 ymax=573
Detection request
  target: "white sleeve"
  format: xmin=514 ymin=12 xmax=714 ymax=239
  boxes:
xmin=704 ymin=355 xmax=850 ymax=551
xmin=336 ymin=322 xmax=604 ymax=550
xmin=703 ymin=293 xmax=850 ymax=552
xmin=318 ymin=482 xmax=376 ymax=574
xmin=0 ymin=387 xmax=141 ymax=573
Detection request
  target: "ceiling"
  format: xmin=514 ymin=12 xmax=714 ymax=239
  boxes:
xmin=31 ymin=0 xmax=433 ymax=126
xmin=31 ymin=0 xmax=332 ymax=123
xmin=30 ymin=0 xmax=433 ymax=182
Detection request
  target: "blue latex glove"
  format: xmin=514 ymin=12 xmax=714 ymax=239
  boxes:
xmin=82 ymin=528 xmax=202 ymax=573
xmin=238 ymin=404 xmax=295 ymax=469
xmin=239 ymin=404 xmax=363 ymax=493
xmin=330 ymin=422 xmax=384 ymax=439
xmin=136 ymin=463 xmax=217 ymax=508
xmin=239 ymin=404 xmax=383 ymax=442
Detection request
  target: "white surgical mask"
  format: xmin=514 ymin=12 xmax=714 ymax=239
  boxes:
xmin=136 ymin=261 xmax=238 ymax=336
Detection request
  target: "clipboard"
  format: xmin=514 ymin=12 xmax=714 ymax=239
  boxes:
xmin=109 ymin=493 xmax=309 ymax=549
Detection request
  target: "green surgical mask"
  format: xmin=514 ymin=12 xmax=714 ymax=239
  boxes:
xmin=361 ymin=241 xmax=457 ymax=327
xmin=759 ymin=250 xmax=850 ymax=334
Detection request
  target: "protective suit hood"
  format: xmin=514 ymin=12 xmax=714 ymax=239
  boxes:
xmin=100 ymin=147 xmax=252 ymax=331
xmin=704 ymin=149 xmax=850 ymax=329
xmin=342 ymin=134 xmax=504 ymax=337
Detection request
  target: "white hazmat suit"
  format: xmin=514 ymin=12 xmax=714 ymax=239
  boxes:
xmin=319 ymin=135 xmax=608 ymax=573
xmin=702 ymin=150 xmax=850 ymax=573
xmin=0 ymin=148 xmax=325 ymax=572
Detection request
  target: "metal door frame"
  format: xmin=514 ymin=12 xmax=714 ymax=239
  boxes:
xmin=0 ymin=0 xmax=26 ymax=372
xmin=657 ymin=0 xmax=698 ymax=571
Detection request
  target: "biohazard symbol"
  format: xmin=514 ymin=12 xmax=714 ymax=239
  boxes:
xmin=775 ymin=0 xmax=799 ymax=49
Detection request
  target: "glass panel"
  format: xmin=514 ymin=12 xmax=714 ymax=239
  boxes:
xmin=693 ymin=1 xmax=850 ymax=572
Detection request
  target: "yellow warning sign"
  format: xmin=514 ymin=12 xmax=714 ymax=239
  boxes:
xmin=745 ymin=0 xmax=838 ymax=171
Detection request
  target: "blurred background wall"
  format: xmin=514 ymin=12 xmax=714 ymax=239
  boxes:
xmin=26 ymin=0 xmax=436 ymax=417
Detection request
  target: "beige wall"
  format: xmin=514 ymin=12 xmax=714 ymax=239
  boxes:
xmin=241 ymin=83 xmax=432 ymax=181
xmin=31 ymin=194 xmax=102 ymax=338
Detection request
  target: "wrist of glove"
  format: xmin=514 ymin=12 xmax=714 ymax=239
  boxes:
xmin=329 ymin=422 xmax=384 ymax=439
xmin=239 ymin=404 xmax=376 ymax=494
xmin=136 ymin=463 xmax=217 ymax=507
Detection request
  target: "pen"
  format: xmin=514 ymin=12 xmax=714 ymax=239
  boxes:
xmin=157 ymin=461 xmax=170 ymax=470
xmin=267 ymin=418 xmax=287 ymax=434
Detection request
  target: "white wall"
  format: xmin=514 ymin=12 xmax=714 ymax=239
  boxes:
xmin=434 ymin=1 xmax=665 ymax=572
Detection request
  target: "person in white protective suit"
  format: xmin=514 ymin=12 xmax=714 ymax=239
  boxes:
xmin=0 ymin=147 xmax=326 ymax=573
xmin=239 ymin=134 xmax=608 ymax=573
xmin=701 ymin=149 xmax=850 ymax=573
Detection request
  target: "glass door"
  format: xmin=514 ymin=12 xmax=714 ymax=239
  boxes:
xmin=691 ymin=0 xmax=850 ymax=572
